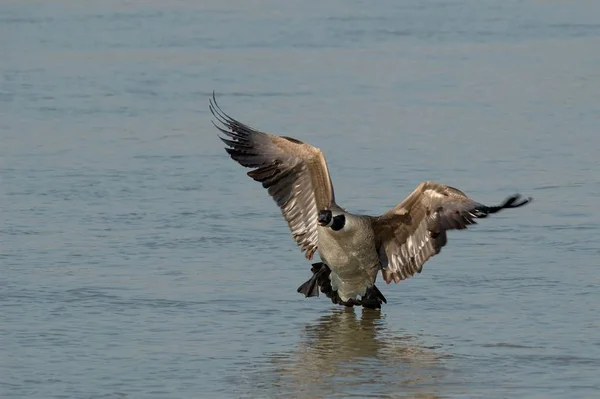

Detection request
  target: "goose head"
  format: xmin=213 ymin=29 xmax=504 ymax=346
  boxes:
xmin=318 ymin=210 xmax=346 ymax=231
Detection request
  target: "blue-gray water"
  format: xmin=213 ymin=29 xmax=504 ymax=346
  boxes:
xmin=2 ymin=1 xmax=600 ymax=398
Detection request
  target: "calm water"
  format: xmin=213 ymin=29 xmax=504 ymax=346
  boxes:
xmin=2 ymin=1 xmax=600 ymax=398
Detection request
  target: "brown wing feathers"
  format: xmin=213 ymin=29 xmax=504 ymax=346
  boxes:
xmin=210 ymin=94 xmax=334 ymax=259
xmin=376 ymin=182 xmax=531 ymax=284
xmin=210 ymin=95 xmax=532 ymax=284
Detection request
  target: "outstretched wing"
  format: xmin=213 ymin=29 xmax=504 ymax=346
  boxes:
xmin=373 ymin=181 xmax=531 ymax=284
xmin=210 ymin=94 xmax=335 ymax=259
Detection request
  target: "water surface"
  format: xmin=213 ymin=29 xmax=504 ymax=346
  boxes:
xmin=2 ymin=1 xmax=600 ymax=398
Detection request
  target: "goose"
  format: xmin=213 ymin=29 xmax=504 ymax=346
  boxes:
xmin=210 ymin=94 xmax=531 ymax=309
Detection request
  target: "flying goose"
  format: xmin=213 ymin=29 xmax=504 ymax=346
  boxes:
xmin=210 ymin=94 xmax=531 ymax=309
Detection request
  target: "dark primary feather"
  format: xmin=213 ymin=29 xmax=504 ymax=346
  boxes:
xmin=210 ymin=93 xmax=335 ymax=259
xmin=374 ymin=181 xmax=531 ymax=284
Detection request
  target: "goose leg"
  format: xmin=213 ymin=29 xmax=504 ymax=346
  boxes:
xmin=338 ymin=297 xmax=361 ymax=307
xmin=297 ymin=263 xmax=352 ymax=306
xmin=298 ymin=263 xmax=379 ymax=308
xmin=297 ymin=262 xmax=330 ymax=297
xmin=360 ymin=285 xmax=387 ymax=309
xmin=328 ymin=289 xmax=367 ymax=307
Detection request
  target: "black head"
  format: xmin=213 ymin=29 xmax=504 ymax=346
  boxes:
xmin=318 ymin=210 xmax=333 ymax=226
xmin=317 ymin=210 xmax=346 ymax=231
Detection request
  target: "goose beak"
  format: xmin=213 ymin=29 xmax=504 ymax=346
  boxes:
xmin=318 ymin=210 xmax=332 ymax=226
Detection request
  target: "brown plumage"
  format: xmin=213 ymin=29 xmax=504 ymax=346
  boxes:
xmin=211 ymin=93 xmax=531 ymax=307
xmin=373 ymin=182 xmax=529 ymax=284
xmin=210 ymin=94 xmax=335 ymax=260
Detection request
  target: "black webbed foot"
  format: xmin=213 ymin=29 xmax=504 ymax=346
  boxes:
xmin=340 ymin=298 xmax=360 ymax=307
xmin=298 ymin=263 xmax=350 ymax=305
xmin=328 ymin=291 xmax=359 ymax=307
xmin=297 ymin=262 xmax=331 ymax=298
xmin=298 ymin=263 xmax=387 ymax=309
xmin=360 ymin=285 xmax=387 ymax=309
xmin=296 ymin=276 xmax=319 ymax=297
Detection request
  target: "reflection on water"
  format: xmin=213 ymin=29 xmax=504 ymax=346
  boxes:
xmin=266 ymin=309 xmax=448 ymax=398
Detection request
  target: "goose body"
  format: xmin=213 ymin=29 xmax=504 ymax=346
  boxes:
xmin=316 ymin=209 xmax=379 ymax=301
xmin=210 ymin=94 xmax=531 ymax=308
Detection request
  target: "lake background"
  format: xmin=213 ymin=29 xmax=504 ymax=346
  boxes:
xmin=2 ymin=1 xmax=600 ymax=398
